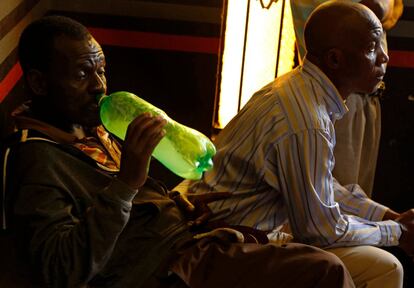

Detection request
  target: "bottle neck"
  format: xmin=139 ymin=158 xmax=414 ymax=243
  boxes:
xmin=97 ymin=93 xmax=108 ymax=106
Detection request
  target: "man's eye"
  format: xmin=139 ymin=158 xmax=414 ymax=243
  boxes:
xmin=77 ymin=71 xmax=87 ymax=79
xmin=367 ymin=42 xmax=377 ymax=53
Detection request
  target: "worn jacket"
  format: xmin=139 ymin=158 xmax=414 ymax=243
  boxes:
xmin=3 ymin=128 xmax=192 ymax=287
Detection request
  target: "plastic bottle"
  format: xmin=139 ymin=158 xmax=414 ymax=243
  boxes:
xmin=98 ymin=91 xmax=216 ymax=180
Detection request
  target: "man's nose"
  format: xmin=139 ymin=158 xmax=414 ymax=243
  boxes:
xmin=379 ymin=46 xmax=389 ymax=65
xmin=90 ymin=72 xmax=106 ymax=93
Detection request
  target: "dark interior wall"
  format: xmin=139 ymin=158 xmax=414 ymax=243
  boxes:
xmin=0 ymin=0 xmax=46 ymax=138
xmin=373 ymin=3 xmax=414 ymax=211
xmin=0 ymin=0 xmax=223 ymax=188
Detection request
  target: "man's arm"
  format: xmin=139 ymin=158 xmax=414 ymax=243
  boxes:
xmin=333 ymin=178 xmax=390 ymax=221
xmin=12 ymin=142 xmax=137 ymax=287
xmin=383 ymin=208 xmax=414 ymax=257
xmin=276 ymin=129 xmax=401 ymax=248
xmin=11 ymin=114 xmax=167 ymax=286
xmin=395 ymin=210 xmax=414 ymax=257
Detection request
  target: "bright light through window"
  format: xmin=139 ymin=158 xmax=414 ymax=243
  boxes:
xmin=217 ymin=0 xmax=295 ymax=129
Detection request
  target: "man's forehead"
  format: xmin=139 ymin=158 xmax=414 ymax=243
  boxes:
xmin=363 ymin=8 xmax=383 ymax=34
xmin=361 ymin=21 xmax=383 ymax=41
xmin=352 ymin=14 xmax=383 ymax=40
xmin=53 ymin=35 xmax=104 ymax=60
xmin=85 ymin=38 xmax=103 ymax=53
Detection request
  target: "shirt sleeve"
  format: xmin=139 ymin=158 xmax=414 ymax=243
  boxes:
xmin=275 ymin=128 xmax=401 ymax=248
xmin=333 ymin=178 xmax=389 ymax=221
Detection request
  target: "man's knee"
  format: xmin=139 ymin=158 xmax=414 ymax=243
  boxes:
xmin=283 ymin=244 xmax=354 ymax=287
xmin=382 ymin=251 xmax=404 ymax=282
xmin=314 ymin=249 xmax=354 ymax=287
xmin=360 ymin=246 xmax=403 ymax=281
xmin=328 ymin=246 xmax=403 ymax=288
xmin=365 ymin=249 xmax=403 ymax=288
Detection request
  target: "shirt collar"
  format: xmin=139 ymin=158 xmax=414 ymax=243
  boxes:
xmin=302 ymin=58 xmax=348 ymax=120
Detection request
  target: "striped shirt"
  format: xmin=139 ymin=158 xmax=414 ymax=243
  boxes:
xmin=190 ymin=59 xmax=401 ymax=248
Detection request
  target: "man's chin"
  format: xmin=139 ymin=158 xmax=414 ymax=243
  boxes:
xmin=368 ymin=82 xmax=385 ymax=96
xmin=357 ymin=82 xmax=383 ymax=95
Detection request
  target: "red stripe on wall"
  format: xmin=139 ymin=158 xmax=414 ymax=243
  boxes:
xmin=88 ymin=27 xmax=220 ymax=54
xmin=0 ymin=28 xmax=219 ymax=103
xmin=388 ymin=50 xmax=414 ymax=68
xmin=0 ymin=62 xmax=22 ymax=103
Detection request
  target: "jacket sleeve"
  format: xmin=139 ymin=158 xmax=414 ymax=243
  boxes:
xmin=10 ymin=142 xmax=138 ymax=287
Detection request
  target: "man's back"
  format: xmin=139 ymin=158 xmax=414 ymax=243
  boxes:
xmin=190 ymin=60 xmax=346 ymax=237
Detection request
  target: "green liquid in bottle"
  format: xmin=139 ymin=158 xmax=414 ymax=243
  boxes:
xmin=98 ymin=91 xmax=216 ymax=180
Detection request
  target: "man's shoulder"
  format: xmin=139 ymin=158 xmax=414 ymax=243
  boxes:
xmin=275 ymin=69 xmax=329 ymax=132
xmin=5 ymin=129 xmax=66 ymax=156
xmin=4 ymin=129 xmax=94 ymax=170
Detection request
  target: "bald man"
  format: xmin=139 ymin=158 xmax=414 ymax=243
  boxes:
xmin=188 ymin=1 xmax=414 ymax=287
xmin=291 ymin=0 xmax=403 ymax=198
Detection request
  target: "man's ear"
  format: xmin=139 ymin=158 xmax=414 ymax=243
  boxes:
xmin=325 ymin=48 xmax=343 ymax=70
xmin=26 ymin=69 xmax=47 ymax=96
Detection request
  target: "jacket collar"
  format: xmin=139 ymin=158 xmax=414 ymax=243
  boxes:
xmin=13 ymin=115 xmax=81 ymax=144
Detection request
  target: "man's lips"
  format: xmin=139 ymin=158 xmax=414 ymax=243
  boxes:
xmin=376 ymin=69 xmax=386 ymax=80
xmin=376 ymin=73 xmax=385 ymax=81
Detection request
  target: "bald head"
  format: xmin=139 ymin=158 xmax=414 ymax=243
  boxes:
xmin=302 ymin=0 xmax=388 ymax=98
xmin=304 ymin=0 xmax=381 ymax=58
